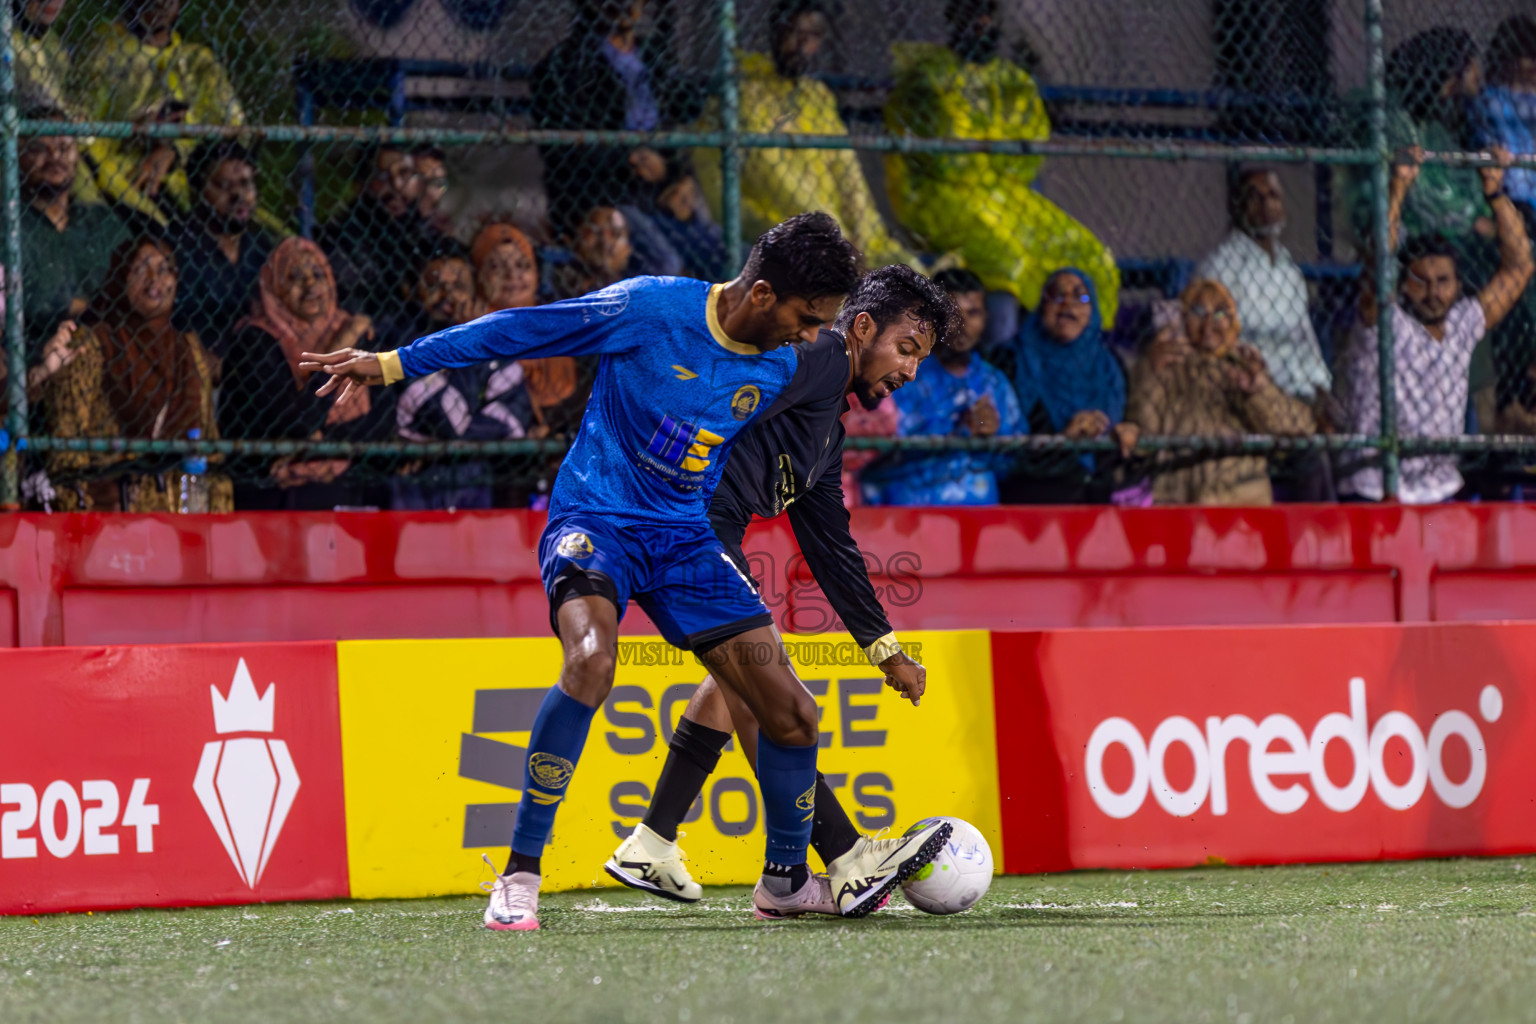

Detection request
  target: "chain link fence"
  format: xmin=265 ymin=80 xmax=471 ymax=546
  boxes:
xmin=2 ymin=0 xmax=1536 ymax=511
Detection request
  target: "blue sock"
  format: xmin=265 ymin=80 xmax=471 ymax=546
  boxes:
xmin=509 ymin=686 xmax=597 ymax=860
xmin=756 ymin=734 xmax=818 ymax=866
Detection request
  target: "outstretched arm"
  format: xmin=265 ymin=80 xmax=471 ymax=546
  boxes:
xmin=1477 ymin=147 xmax=1535 ymax=330
xmin=785 ymin=467 xmax=924 ymax=706
xmin=300 ymin=284 xmax=649 ymax=405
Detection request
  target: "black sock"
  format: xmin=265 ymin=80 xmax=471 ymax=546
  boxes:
xmin=504 ymin=850 xmax=541 ymax=876
xmin=762 ymin=858 xmax=810 ymax=891
xmin=641 ymin=718 xmax=732 ymax=841
xmin=809 ymin=772 xmax=861 ymax=865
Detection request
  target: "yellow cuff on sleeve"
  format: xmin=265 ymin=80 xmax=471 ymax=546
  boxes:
xmin=377 ymin=349 xmax=404 ymax=386
xmin=864 ymin=632 xmax=902 ymax=668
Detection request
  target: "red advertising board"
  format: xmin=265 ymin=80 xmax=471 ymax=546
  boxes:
xmin=992 ymin=623 xmax=1536 ymax=874
xmin=0 ymin=644 xmax=348 ymax=913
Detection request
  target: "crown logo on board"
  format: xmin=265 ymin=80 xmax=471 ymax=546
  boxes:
xmin=211 ymin=658 xmax=275 ymax=734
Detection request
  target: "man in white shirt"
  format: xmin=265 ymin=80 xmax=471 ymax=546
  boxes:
xmin=1336 ymin=147 xmax=1533 ymax=503
xmin=1198 ymin=169 xmax=1332 ymax=404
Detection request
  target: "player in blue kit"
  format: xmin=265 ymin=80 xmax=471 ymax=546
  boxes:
xmin=300 ymin=214 xmax=951 ymax=930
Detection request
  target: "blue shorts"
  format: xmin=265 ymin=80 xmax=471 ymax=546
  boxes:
xmin=539 ymin=513 xmax=773 ymax=652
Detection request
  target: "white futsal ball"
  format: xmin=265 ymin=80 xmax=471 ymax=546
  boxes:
xmin=899 ymin=817 xmax=994 ymax=915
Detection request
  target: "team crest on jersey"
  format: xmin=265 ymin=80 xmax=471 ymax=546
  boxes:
xmin=731 ymin=384 xmax=761 ymax=420
xmin=529 ymin=752 xmax=576 ymax=790
xmin=556 ymin=532 xmax=595 ymax=559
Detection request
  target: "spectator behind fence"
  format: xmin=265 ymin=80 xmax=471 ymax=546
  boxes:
xmin=13 ymin=0 xmax=106 ymax=205
xmin=1128 ymin=279 xmax=1315 ymax=506
xmin=695 ymin=0 xmax=920 ymax=270
xmin=838 ymin=390 xmax=898 ymax=508
xmin=1001 ymin=267 xmax=1136 ymax=503
xmin=413 ymin=144 xmax=452 ymax=238
xmin=646 ymin=157 xmax=728 ymax=280
xmin=15 ymin=0 xmax=71 ymax=112
xmin=549 ymin=204 xmax=636 ymax=300
xmin=532 ymin=0 xmax=693 ymax=272
xmin=171 ymin=141 xmax=274 ymax=356
xmin=317 ymin=144 xmax=434 ymax=329
xmin=883 ymin=0 xmax=1120 ymax=324
xmin=471 ymin=220 xmax=540 ymax=314
xmin=219 ymin=238 xmax=387 ymax=507
xmin=1470 ymin=16 xmax=1536 ymax=419
xmin=1336 ymin=151 xmax=1533 ymax=503
xmin=1349 ymin=30 xmax=1490 ymax=263
xmin=46 ymin=235 xmax=229 ymax=512
xmin=469 ymin=220 xmax=584 ymax=442
xmin=19 ymin=108 xmax=129 ymax=364
xmin=70 ymin=0 xmax=247 ymax=229
xmin=1197 ymin=168 xmax=1331 ymax=405
xmin=862 ymin=272 xmax=1023 ymax=506
xmin=393 ymin=240 xmax=538 ymax=510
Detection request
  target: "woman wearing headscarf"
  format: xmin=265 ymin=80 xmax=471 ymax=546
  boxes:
xmin=1007 ymin=268 xmax=1136 ymax=503
xmin=468 ymin=219 xmax=590 ymax=444
xmin=219 ymin=237 xmax=388 ymax=507
xmin=1126 ymin=278 xmax=1315 ymax=506
xmin=46 ymin=234 xmax=229 ymax=511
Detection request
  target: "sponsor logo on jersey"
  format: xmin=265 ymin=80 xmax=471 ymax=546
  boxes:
xmin=731 ymin=384 xmax=761 ymax=420
xmin=556 ymin=532 xmax=594 ymax=559
xmin=671 ymin=365 xmax=698 ymax=380
xmin=646 ymin=415 xmax=724 ymax=473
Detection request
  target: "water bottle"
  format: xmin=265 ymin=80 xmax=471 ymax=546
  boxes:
xmin=178 ymin=428 xmax=210 ymax=514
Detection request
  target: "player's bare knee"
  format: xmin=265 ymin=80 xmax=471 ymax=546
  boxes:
xmin=762 ymin=690 xmax=819 ymax=748
xmin=560 ymin=642 xmax=616 ymax=706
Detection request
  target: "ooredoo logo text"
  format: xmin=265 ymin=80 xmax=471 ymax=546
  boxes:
xmin=1085 ymin=678 xmax=1501 ymax=819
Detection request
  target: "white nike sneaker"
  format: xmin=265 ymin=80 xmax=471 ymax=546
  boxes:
xmin=481 ymin=854 xmax=540 ymax=931
xmin=752 ymin=871 xmax=837 ymax=920
xmin=603 ymin=824 xmax=703 ymax=903
xmin=827 ymin=820 xmax=954 ymax=918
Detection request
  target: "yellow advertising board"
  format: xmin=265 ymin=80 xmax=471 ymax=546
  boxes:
xmin=337 ymin=631 xmax=999 ymax=898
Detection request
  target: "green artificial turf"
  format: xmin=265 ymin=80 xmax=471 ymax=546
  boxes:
xmin=4 ymin=858 xmax=1536 ymax=1023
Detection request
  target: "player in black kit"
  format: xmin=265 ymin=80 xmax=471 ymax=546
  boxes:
xmin=603 ymin=265 xmax=961 ymax=919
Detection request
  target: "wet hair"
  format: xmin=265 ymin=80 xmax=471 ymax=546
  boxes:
xmin=834 ymin=264 xmax=961 ymax=349
xmin=932 ymin=267 xmax=985 ymax=296
xmin=740 ymin=211 xmax=861 ymax=303
xmin=1398 ymin=234 xmax=1460 ymax=277
xmin=1488 ymin=15 xmax=1536 ymax=87
xmin=186 ymin=139 xmax=255 ymax=193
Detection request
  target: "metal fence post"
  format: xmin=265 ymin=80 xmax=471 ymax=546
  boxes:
xmin=0 ymin=0 xmax=22 ymax=509
xmin=1366 ymin=0 xmax=1398 ymax=499
xmin=718 ymin=0 xmax=741 ymax=278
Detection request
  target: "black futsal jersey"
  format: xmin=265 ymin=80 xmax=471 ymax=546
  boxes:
xmin=707 ymin=328 xmax=895 ymax=653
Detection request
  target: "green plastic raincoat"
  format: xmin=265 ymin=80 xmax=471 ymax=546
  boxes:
xmin=883 ymin=43 xmax=1120 ymax=324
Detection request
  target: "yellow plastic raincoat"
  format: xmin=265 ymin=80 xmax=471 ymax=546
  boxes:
xmin=15 ymin=26 xmax=105 ymax=204
xmin=69 ymin=21 xmax=245 ymax=226
xmin=884 ymin=43 xmax=1120 ymax=324
xmin=696 ymin=52 xmax=921 ymax=271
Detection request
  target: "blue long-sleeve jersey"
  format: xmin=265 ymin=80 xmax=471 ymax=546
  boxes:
xmin=390 ymin=276 xmax=800 ymax=527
